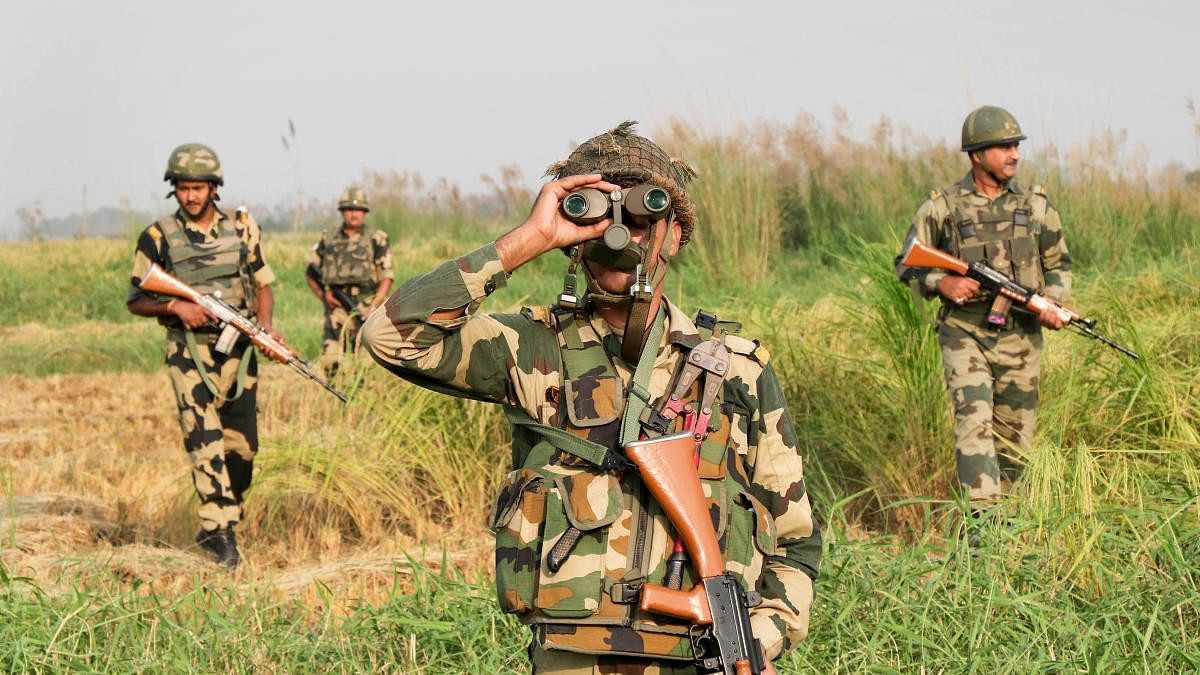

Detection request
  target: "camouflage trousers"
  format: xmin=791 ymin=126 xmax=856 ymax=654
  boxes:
xmin=530 ymin=641 xmax=700 ymax=675
xmin=166 ymin=334 xmax=258 ymax=531
xmin=319 ymin=296 xmax=374 ymax=375
xmin=938 ymin=313 xmax=1042 ymax=503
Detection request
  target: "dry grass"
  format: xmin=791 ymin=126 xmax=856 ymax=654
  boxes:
xmin=0 ymin=367 xmax=493 ymax=613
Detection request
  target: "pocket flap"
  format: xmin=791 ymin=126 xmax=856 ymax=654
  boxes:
xmin=564 ymin=376 xmax=624 ymax=428
xmin=739 ymin=492 xmax=778 ymax=556
xmin=489 ymin=468 xmax=545 ymax=532
xmin=555 ymin=471 xmax=622 ymax=530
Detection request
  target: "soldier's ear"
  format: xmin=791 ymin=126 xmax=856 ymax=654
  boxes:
xmin=666 ymin=216 xmax=682 ymax=257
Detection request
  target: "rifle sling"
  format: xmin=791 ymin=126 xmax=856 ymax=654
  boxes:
xmin=183 ymin=329 xmax=252 ymax=403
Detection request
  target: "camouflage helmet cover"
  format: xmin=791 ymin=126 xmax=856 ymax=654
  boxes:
xmin=163 ymin=143 xmax=224 ymax=185
xmin=546 ymin=121 xmax=698 ymax=245
xmin=961 ymin=106 xmax=1027 ymax=152
xmin=338 ymin=186 xmax=370 ymax=212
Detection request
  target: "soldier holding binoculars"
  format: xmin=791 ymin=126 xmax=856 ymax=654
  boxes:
xmin=361 ymin=122 xmax=819 ymax=674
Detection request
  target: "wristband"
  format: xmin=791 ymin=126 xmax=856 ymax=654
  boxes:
xmin=166 ymin=299 xmax=178 ymax=313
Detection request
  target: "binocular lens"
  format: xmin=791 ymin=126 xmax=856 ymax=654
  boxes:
xmin=563 ymin=193 xmax=591 ymax=218
xmin=643 ymin=187 xmax=669 ymax=214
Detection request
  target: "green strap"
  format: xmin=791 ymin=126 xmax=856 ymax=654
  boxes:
xmin=183 ymin=330 xmax=251 ymax=403
xmin=504 ymin=407 xmax=611 ymax=468
xmin=619 ymin=309 xmax=665 ymax=445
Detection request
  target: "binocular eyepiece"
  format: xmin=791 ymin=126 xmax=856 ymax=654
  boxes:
xmin=561 ymin=184 xmax=671 ymax=225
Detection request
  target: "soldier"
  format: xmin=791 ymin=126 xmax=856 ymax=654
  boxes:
xmin=361 ymin=122 xmax=820 ymax=673
xmin=895 ymin=106 xmax=1072 ymax=529
xmin=304 ymin=186 xmax=394 ymax=377
xmin=126 ymin=143 xmax=286 ymax=568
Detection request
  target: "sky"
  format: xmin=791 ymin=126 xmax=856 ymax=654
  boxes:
xmin=1 ymin=0 xmax=1196 ymax=234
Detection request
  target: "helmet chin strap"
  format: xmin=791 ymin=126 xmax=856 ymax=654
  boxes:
xmin=574 ymin=215 xmax=675 ymax=364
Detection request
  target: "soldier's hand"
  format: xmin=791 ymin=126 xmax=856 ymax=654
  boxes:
xmin=938 ymin=276 xmax=983 ymax=306
xmin=172 ymin=301 xmax=216 ymax=329
xmin=497 ymin=174 xmax=619 ymax=272
xmin=260 ymin=325 xmax=297 ymax=362
xmin=1038 ymin=302 xmax=1069 ymax=330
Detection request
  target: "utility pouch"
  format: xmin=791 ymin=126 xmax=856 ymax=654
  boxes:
xmin=490 ymin=469 xmax=549 ymax=614
xmin=535 ymin=469 xmax=623 ymax=618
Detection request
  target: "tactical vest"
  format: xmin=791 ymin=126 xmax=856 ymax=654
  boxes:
xmin=488 ymin=309 xmax=777 ymax=661
xmin=938 ymin=184 xmax=1049 ymax=299
xmin=320 ymin=226 xmax=377 ymax=288
xmin=157 ymin=214 xmax=256 ymax=317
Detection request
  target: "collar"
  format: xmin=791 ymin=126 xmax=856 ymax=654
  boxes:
xmin=338 ymin=222 xmax=367 ymax=238
xmin=957 ymin=170 xmax=1021 ymax=198
xmin=176 ymin=207 xmax=227 ymax=237
xmin=587 ymin=297 xmax=703 ymax=357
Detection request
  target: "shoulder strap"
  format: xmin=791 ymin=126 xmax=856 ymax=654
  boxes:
xmin=619 ymin=309 xmax=665 ymax=445
xmin=503 ymin=406 xmax=612 ymax=468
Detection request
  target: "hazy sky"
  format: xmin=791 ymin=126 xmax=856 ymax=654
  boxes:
xmin=2 ymin=0 xmax=1196 ymax=232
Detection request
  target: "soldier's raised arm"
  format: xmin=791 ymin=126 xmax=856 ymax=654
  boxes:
xmin=359 ymin=174 xmax=615 ymax=402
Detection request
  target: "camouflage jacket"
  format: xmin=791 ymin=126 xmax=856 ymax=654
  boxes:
xmin=127 ymin=208 xmax=274 ymax=329
xmin=360 ymin=243 xmax=820 ymax=661
xmin=895 ymin=171 xmax=1072 ymax=322
xmin=310 ymin=224 xmax=394 ymax=290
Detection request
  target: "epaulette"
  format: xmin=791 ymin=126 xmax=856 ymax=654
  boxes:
xmin=235 ymin=206 xmax=250 ymax=225
xmin=148 ymin=223 xmax=164 ymax=242
xmin=1031 ymin=184 xmax=1047 ymax=197
xmin=723 ymin=334 xmax=770 ymax=367
xmin=522 ymin=305 xmax=555 ymax=327
xmin=929 ymin=189 xmax=940 ymax=201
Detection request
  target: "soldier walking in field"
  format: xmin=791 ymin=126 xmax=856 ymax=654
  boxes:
xmin=895 ymin=107 xmax=1073 ymax=538
xmin=304 ymin=187 xmax=393 ymax=378
xmin=361 ymin=122 xmax=820 ymax=673
xmin=126 ymin=143 xmax=287 ymax=568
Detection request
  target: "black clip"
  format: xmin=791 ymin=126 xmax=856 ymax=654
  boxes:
xmin=609 ymin=580 xmax=644 ymax=604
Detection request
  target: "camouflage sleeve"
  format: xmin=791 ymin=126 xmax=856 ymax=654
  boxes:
xmin=360 ymin=242 xmax=533 ymax=403
xmin=242 ymin=215 xmax=275 ymax=287
xmin=744 ymin=363 xmax=820 ymax=660
xmin=126 ymin=225 xmax=166 ymax=304
xmin=1039 ymin=203 xmax=1072 ymax=301
xmin=894 ymin=197 xmax=948 ymax=297
xmin=372 ymin=229 xmax=395 ymax=281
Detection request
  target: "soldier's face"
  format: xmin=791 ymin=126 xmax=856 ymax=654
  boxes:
xmin=586 ymin=215 xmax=682 ymax=294
xmin=341 ymin=207 xmax=367 ymax=228
xmin=174 ymin=181 xmax=215 ymax=218
xmin=975 ymin=143 xmax=1021 ymax=181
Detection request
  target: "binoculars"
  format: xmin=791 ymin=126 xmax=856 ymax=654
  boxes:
xmin=561 ymin=184 xmax=671 ymax=253
xmin=562 ymin=184 xmax=671 ymax=225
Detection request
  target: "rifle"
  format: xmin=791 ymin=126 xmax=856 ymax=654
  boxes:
xmin=899 ymin=239 xmax=1140 ymax=359
xmin=305 ymin=263 xmax=358 ymax=313
xmin=624 ymin=431 xmax=766 ymax=675
xmin=139 ymin=264 xmax=348 ymax=402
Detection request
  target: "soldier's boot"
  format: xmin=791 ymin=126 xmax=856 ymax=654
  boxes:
xmin=196 ymin=527 xmax=241 ymax=568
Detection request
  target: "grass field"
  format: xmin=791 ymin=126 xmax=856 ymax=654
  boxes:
xmin=2 ymin=119 xmax=1199 ymax=672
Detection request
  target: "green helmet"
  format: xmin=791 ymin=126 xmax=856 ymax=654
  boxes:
xmin=163 ymin=143 xmax=224 ymax=185
xmin=961 ymin=106 xmax=1026 ymax=152
xmin=546 ymin=121 xmax=698 ymax=245
xmin=338 ymin=186 xmax=370 ymax=212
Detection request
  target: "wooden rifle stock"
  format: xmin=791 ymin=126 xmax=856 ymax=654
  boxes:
xmin=624 ymin=432 xmax=764 ymax=674
xmin=626 ymin=431 xmax=721 ymax=624
xmin=139 ymin=264 xmax=203 ymax=304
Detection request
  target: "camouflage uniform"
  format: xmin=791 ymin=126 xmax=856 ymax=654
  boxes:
xmin=128 ymin=208 xmax=275 ymax=531
xmin=896 ymin=171 xmax=1072 ymax=502
xmin=360 ymin=243 xmax=821 ymax=672
xmin=309 ymin=224 xmax=393 ymax=371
